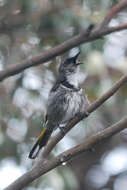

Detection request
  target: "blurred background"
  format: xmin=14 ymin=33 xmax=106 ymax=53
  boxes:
xmin=0 ymin=0 xmax=127 ymax=189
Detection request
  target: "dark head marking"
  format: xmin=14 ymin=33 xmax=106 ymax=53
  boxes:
xmin=59 ymin=51 xmax=82 ymax=74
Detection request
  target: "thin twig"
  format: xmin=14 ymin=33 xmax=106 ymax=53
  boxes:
xmin=101 ymin=0 xmax=127 ymax=28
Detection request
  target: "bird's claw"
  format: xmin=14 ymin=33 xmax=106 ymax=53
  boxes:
xmin=84 ymin=111 xmax=89 ymax=117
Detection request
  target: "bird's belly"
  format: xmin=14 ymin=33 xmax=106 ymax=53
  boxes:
xmin=62 ymin=91 xmax=83 ymax=123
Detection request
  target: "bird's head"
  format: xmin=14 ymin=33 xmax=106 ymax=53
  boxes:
xmin=58 ymin=51 xmax=83 ymax=87
xmin=59 ymin=51 xmax=82 ymax=75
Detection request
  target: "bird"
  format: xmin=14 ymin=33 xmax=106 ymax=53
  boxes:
xmin=29 ymin=51 xmax=89 ymax=159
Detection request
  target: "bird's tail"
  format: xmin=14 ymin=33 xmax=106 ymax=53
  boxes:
xmin=29 ymin=127 xmax=53 ymax=159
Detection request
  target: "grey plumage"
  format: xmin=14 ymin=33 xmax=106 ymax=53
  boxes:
xmin=29 ymin=51 xmax=89 ymax=159
xmin=46 ymin=52 xmax=89 ymax=128
xmin=47 ymin=84 xmax=89 ymax=127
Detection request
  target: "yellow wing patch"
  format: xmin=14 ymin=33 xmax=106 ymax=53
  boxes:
xmin=38 ymin=128 xmax=47 ymax=141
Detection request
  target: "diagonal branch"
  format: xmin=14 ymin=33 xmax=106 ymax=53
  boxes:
xmin=41 ymin=74 xmax=127 ymax=158
xmin=4 ymin=116 xmax=127 ymax=190
xmin=101 ymin=0 xmax=127 ymax=28
xmin=0 ymin=1 xmax=127 ymax=81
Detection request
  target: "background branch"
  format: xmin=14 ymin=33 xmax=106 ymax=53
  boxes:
xmin=101 ymin=0 xmax=127 ymax=28
xmin=4 ymin=116 xmax=127 ymax=190
xmin=0 ymin=1 xmax=127 ymax=81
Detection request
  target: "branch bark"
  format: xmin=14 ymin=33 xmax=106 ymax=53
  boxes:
xmin=4 ymin=116 xmax=127 ymax=190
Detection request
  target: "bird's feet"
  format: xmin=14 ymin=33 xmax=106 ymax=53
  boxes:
xmin=76 ymin=110 xmax=89 ymax=118
xmin=84 ymin=111 xmax=89 ymax=117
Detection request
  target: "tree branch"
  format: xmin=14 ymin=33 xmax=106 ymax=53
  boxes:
xmin=0 ymin=1 xmax=127 ymax=81
xmin=101 ymin=0 xmax=127 ymax=28
xmin=4 ymin=116 xmax=127 ymax=190
xmin=41 ymin=74 xmax=127 ymax=158
xmin=4 ymin=74 xmax=127 ymax=190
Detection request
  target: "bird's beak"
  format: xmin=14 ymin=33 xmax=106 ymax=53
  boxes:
xmin=76 ymin=62 xmax=83 ymax=65
xmin=72 ymin=51 xmax=83 ymax=65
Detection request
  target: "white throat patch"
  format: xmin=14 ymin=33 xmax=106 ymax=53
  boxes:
xmin=67 ymin=67 xmax=80 ymax=88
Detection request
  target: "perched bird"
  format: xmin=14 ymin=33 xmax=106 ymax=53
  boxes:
xmin=29 ymin=51 xmax=89 ymax=159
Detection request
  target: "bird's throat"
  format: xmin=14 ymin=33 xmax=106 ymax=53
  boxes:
xmin=66 ymin=72 xmax=79 ymax=88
